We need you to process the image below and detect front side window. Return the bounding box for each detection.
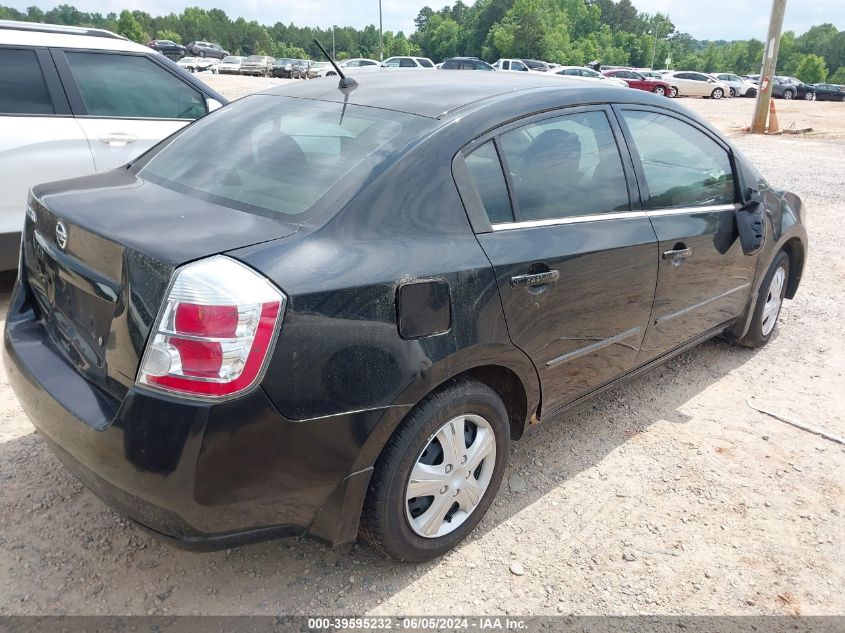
[621,110,735,210]
[399,58,417,68]
[141,96,426,219]
[0,48,54,115]
[65,52,205,119]
[511,61,526,71]
[384,58,401,67]
[498,110,630,221]
[464,141,513,224]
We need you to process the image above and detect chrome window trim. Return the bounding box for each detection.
[645,204,736,217]
[491,210,646,231]
[546,327,642,368]
[655,283,750,326]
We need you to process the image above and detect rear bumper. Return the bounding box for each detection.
[2,278,390,549]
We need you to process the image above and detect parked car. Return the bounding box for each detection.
[240,55,275,77]
[176,56,199,72]
[185,41,228,59]
[146,39,185,60]
[492,58,531,72]
[773,76,815,100]
[3,72,806,562]
[291,59,312,79]
[338,57,379,72]
[809,83,844,102]
[380,56,436,69]
[271,57,294,78]
[660,71,728,99]
[217,55,246,75]
[306,61,334,78]
[602,69,675,97]
[441,57,495,71]
[0,19,226,271]
[636,69,664,80]
[552,66,628,87]
[521,59,550,72]
[710,73,756,97]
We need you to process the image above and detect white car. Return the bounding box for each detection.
[662,71,730,99]
[492,59,534,73]
[0,20,226,270]
[339,57,379,73]
[379,56,436,70]
[552,66,629,87]
[217,55,246,74]
[710,72,757,97]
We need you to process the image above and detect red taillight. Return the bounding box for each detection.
[137,257,286,400]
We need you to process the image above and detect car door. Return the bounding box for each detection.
[456,106,658,416]
[0,45,94,266]
[615,106,757,364]
[671,73,696,96]
[53,50,207,171]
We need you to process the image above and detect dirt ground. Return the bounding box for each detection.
[1,77,843,617]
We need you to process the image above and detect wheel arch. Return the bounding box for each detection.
[780,236,805,300]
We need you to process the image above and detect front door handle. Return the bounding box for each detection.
[98,133,139,147]
[510,270,560,288]
[663,247,693,266]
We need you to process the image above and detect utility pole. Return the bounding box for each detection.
[332,25,335,60]
[378,0,384,61]
[751,0,788,133]
[650,16,658,69]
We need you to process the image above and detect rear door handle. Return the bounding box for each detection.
[663,247,692,266]
[98,133,139,147]
[510,270,560,287]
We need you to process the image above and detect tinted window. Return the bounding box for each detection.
[399,58,417,68]
[416,58,434,68]
[621,110,735,210]
[498,110,630,221]
[142,96,425,219]
[464,141,513,224]
[502,60,510,70]
[0,48,54,115]
[66,52,205,119]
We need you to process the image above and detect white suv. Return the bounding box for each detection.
[379,56,436,70]
[0,20,227,270]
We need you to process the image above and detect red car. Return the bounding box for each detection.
[602,69,676,97]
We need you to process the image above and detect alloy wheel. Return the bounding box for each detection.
[653,86,666,96]
[784,90,794,100]
[669,87,678,98]
[712,88,724,99]
[405,414,496,539]
[761,266,786,336]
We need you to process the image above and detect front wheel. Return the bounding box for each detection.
[804,91,815,101]
[668,86,678,98]
[738,251,790,349]
[360,379,510,561]
[199,50,206,58]
[711,88,724,99]
[729,87,737,97]
[652,86,666,96]
[783,89,794,100]
[746,87,757,98]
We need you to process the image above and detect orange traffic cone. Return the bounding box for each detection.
[768,98,780,134]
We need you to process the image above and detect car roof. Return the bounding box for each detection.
[262,71,636,119]
[0,19,151,53]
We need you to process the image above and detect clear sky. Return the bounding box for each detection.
[5,0,844,40]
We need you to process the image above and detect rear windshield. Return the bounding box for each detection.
[141,95,428,220]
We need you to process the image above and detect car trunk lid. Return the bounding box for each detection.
[23,169,298,400]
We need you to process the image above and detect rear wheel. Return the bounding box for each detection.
[199,50,206,58]
[360,379,510,561]
[746,87,757,98]
[804,91,815,101]
[738,251,790,348]
[783,89,795,100]
[729,87,737,97]
[652,86,666,96]
[668,86,678,98]
[711,88,724,99]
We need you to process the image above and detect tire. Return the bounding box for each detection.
[199,50,206,58]
[737,251,790,349]
[746,87,757,98]
[783,89,794,100]
[668,86,678,98]
[804,91,815,101]
[359,378,510,562]
[711,88,724,99]
[652,86,666,96]
[729,87,737,97]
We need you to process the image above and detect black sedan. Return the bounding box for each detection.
[773,76,815,100]
[809,83,845,102]
[147,39,186,60]
[3,73,807,562]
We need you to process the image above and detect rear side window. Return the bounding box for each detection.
[0,48,54,115]
[399,58,417,68]
[65,52,205,120]
[416,58,434,68]
[141,96,427,219]
[621,110,735,210]
[464,141,513,224]
[497,110,630,221]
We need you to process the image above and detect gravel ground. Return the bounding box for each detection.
[1,79,843,616]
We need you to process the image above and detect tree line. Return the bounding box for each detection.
[1,2,842,84]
